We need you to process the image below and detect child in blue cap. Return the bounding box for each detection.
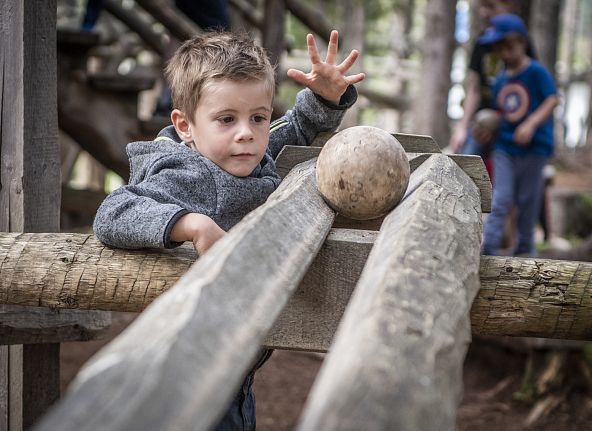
[479,14,558,256]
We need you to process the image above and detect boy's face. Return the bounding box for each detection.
[180,79,273,177]
[493,35,527,69]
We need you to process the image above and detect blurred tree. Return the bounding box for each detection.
[529,0,561,77]
[339,0,364,128]
[412,0,456,147]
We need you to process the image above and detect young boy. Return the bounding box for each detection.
[93,31,364,430]
[478,14,558,256]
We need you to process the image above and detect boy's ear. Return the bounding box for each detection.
[171,109,193,142]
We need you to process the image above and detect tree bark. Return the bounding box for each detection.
[339,0,364,129]
[529,0,561,77]
[412,0,456,147]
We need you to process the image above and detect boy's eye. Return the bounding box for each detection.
[253,115,268,123]
[218,116,234,124]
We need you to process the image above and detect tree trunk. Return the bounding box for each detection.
[529,0,561,77]
[339,0,364,129]
[262,0,285,81]
[412,0,456,147]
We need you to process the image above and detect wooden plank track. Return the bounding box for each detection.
[297,154,483,431]
[35,160,335,431]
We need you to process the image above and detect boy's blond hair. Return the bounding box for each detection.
[165,32,276,120]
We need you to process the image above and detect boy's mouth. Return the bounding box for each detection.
[232,153,255,158]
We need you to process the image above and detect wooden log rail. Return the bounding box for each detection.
[3,233,592,343]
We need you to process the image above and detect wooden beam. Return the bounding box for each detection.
[35,160,335,431]
[1,2,111,428]
[135,0,201,42]
[228,0,264,29]
[284,0,333,43]
[310,131,441,152]
[103,0,166,56]
[0,305,111,345]
[3,233,592,343]
[473,256,592,340]
[297,154,483,431]
[1,2,60,428]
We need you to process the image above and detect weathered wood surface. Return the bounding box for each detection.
[310,131,440,152]
[297,154,482,431]
[473,256,592,340]
[36,160,335,431]
[275,145,491,212]
[265,228,377,351]
[0,305,111,345]
[4,233,592,343]
[1,1,108,428]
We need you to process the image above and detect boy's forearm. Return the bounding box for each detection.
[524,95,558,129]
[458,72,482,128]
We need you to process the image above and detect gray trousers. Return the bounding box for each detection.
[482,150,548,256]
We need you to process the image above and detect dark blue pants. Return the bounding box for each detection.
[482,151,548,256]
[213,349,272,431]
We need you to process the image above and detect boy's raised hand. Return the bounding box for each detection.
[287,30,365,105]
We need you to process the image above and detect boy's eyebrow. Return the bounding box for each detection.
[213,106,272,114]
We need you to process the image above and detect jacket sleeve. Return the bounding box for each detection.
[93,155,216,249]
[267,85,358,160]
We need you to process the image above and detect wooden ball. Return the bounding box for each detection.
[474,109,501,133]
[316,126,410,220]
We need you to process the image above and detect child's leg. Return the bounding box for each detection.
[212,349,272,431]
[514,155,548,256]
[482,151,516,255]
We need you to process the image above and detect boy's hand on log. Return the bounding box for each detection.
[171,213,225,256]
[287,30,365,105]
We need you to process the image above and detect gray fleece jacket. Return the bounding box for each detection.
[93,86,357,249]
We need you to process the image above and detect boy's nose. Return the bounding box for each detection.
[236,122,254,141]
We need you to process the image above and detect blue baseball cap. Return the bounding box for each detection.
[478,14,528,45]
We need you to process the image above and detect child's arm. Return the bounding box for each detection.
[170,213,225,256]
[287,30,365,104]
[514,94,558,145]
[93,153,222,255]
[266,31,364,159]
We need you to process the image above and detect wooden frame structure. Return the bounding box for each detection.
[1,134,590,429]
[2,1,589,430]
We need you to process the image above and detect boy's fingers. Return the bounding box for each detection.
[337,50,359,73]
[345,73,365,85]
[307,34,321,64]
[286,68,309,85]
[325,30,339,64]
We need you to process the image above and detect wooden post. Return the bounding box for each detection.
[36,160,335,431]
[297,155,483,430]
[0,2,111,429]
[0,2,60,429]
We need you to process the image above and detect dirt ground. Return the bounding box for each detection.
[59,313,592,431]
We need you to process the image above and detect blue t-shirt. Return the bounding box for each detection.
[492,59,556,157]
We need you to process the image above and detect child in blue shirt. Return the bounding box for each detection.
[479,14,558,256]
